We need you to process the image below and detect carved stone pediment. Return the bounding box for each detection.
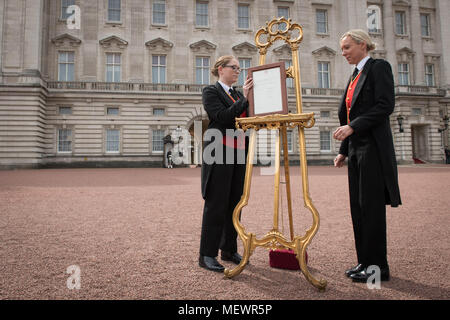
[99,35,129,49]
[371,50,387,59]
[273,44,291,57]
[396,47,415,61]
[393,0,411,7]
[51,33,82,47]
[312,46,336,58]
[189,40,217,53]
[145,37,174,50]
[232,42,258,55]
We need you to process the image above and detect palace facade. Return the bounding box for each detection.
[0,0,449,168]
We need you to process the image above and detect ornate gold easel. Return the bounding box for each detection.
[223,18,327,291]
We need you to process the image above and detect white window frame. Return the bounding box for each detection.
[420,13,431,37]
[238,58,251,86]
[57,128,72,153]
[195,56,210,85]
[106,128,120,153]
[395,11,407,35]
[398,63,410,85]
[316,9,328,34]
[195,1,209,27]
[425,64,435,86]
[108,0,121,22]
[152,129,165,153]
[106,53,121,82]
[237,4,250,29]
[152,0,166,25]
[318,61,330,89]
[152,55,166,84]
[320,130,331,152]
[61,0,75,20]
[58,51,75,81]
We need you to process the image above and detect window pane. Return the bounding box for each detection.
[395,12,405,34]
[316,10,327,33]
[420,14,430,36]
[238,5,249,29]
[196,2,208,26]
[61,0,75,19]
[153,108,165,116]
[320,131,331,151]
[153,0,166,24]
[106,129,120,152]
[58,129,72,152]
[107,107,119,115]
[152,129,164,152]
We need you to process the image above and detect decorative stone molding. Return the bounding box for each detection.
[145,38,174,51]
[99,35,128,49]
[396,47,415,61]
[312,46,336,58]
[189,40,217,53]
[273,44,292,57]
[371,50,387,59]
[51,34,82,47]
[232,42,258,55]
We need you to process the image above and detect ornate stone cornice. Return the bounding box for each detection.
[312,46,336,57]
[51,33,82,47]
[145,38,174,50]
[232,42,258,55]
[189,40,217,53]
[99,35,128,49]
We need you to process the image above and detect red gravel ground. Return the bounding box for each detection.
[0,165,449,300]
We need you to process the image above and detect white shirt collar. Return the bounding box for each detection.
[218,80,232,94]
[356,55,371,71]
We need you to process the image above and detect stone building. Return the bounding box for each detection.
[0,0,449,168]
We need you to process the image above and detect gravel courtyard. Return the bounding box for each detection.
[0,165,449,300]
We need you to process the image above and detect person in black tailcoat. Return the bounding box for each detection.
[199,55,253,272]
[333,30,401,282]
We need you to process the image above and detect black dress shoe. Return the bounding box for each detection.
[350,266,390,282]
[345,264,365,278]
[199,256,225,272]
[221,251,242,265]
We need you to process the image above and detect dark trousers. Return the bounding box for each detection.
[348,135,388,269]
[199,146,246,257]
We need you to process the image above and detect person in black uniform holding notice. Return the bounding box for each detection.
[334,30,401,282]
[199,55,253,272]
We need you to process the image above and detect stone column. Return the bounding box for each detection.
[410,0,424,85]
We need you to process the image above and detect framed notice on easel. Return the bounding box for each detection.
[247,61,289,117]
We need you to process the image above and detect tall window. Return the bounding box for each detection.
[238,58,251,86]
[320,131,331,152]
[108,0,121,22]
[425,64,435,86]
[238,4,250,29]
[367,5,382,33]
[196,57,210,85]
[398,63,410,85]
[106,129,120,153]
[106,53,121,82]
[152,55,166,83]
[316,9,328,34]
[58,52,75,81]
[152,129,164,152]
[196,1,208,27]
[420,14,430,37]
[318,62,330,89]
[58,129,72,153]
[152,0,166,25]
[395,11,406,35]
[286,130,293,153]
[278,7,289,30]
[61,0,75,19]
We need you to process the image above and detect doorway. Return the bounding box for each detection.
[411,124,430,162]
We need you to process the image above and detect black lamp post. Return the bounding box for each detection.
[396,115,404,133]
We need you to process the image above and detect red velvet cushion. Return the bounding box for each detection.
[269,249,308,270]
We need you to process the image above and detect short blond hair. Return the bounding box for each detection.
[340,29,376,51]
[211,55,235,77]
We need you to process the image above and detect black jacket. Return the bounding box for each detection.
[201,82,249,199]
[338,58,401,207]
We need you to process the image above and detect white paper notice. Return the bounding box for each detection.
[252,67,283,115]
